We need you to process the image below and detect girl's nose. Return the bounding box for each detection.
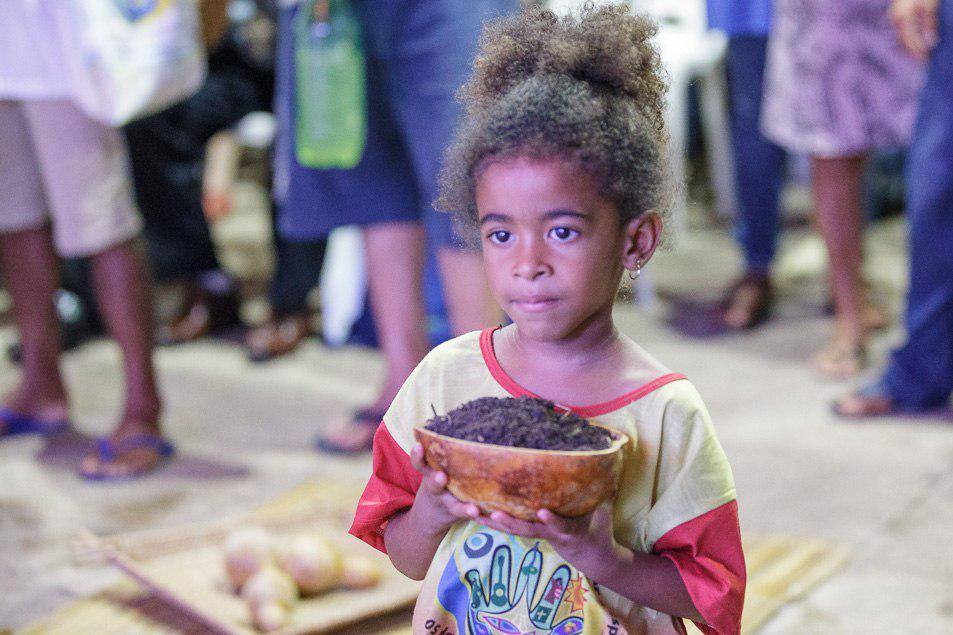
[513,239,551,280]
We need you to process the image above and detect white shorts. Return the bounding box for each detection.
[0,100,142,257]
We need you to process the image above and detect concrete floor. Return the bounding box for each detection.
[2,209,952,633]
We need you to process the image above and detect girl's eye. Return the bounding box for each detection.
[488,230,512,244]
[549,227,578,241]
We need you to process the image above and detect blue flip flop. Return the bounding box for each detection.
[81,433,175,482]
[0,406,71,437]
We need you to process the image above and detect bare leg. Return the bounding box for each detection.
[80,239,165,478]
[366,221,430,407]
[812,154,868,377]
[318,221,429,452]
[0,226,69,429]
[437,247,501,335]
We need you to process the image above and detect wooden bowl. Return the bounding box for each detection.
[413,424,629,521]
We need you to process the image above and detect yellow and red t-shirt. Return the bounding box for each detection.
[351,329,745,634]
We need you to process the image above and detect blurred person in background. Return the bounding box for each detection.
[707,0,787,330]
[0,0,212,478]
[143,0,329,360]
[836,0,953,416]
[272,0,515,454]
[5,1,328,362]
[761,0,924,378]
[198,1,329,362]
[135,0,276,346]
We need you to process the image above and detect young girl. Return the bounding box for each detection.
[350,5,745,634]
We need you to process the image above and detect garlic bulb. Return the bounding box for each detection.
[277,534,343,595]
[341,556,383,589]
[250,601,289,632]
[241,566,298,610]
[224,527,275,590]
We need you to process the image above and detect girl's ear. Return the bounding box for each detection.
[621,212,663,270]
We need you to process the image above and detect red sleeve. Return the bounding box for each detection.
[348,424,422,553]
[653,500,746,635]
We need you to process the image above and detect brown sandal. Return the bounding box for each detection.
[245,313,311,362]
[157,284,240,346]
[721,273,773,330]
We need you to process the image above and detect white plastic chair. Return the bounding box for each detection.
[547,0,736,306]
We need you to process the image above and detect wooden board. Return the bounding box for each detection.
[51,480,421,635]
[133,536,419,634]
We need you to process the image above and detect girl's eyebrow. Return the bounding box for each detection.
[479,212,510,226]
[478,209,590,226]
[543,209,589,220]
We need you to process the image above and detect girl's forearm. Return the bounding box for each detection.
[383,507,449,580]
[582,544,705,624]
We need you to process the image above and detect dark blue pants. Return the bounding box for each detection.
[883,0,953,409]
[726,36,786,273]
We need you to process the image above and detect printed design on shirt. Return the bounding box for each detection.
[112,0,168,22]
[433,527,603,635]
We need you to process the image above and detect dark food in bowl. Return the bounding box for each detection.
[424,396,613,451]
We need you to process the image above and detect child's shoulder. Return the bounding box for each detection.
[613,340,712,430]
[409,330,485,378]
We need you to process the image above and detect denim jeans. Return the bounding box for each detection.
[883,0,953,409]
[726,36,786,274]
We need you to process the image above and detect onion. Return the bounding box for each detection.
[224,527,274,590]
[341,556,382,589]
[277,534,343,595]
[242,566,298,610]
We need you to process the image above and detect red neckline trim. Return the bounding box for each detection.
[479,327,686,417]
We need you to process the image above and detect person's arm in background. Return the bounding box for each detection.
[200,0,232,50]
[202,130,240,222]
[891,0,940,60]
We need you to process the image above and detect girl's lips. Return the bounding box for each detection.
[511,297,558,312]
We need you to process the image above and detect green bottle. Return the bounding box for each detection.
[294,0,366,169]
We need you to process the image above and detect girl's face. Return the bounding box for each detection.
[475,157,645,343]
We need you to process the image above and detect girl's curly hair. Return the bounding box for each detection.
[437,2,670,243]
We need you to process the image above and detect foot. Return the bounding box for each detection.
[832,384,896,418]
[813,336,867,379]
[861,302,890,332]
[315,408,385,455]
[721,273,772,330]
[0,387,69,435]
[823,300,890,332]
[832,391,895,418]
[79,420,171,480]
[245,313,311,362]
[157,286,240,346]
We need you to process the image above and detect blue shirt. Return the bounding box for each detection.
[706,0,773,36]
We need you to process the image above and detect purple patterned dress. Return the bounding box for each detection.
[761,0,925,157]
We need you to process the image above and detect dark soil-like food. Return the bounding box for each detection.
[425,397,613,451]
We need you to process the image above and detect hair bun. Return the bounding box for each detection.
[465,2,665,136]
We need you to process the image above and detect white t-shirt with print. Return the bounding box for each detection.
[0,1,70,100]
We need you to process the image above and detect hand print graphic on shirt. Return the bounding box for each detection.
[434,528,589,635]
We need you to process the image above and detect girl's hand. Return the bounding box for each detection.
[478,502,626,576]
[409,444,481,537]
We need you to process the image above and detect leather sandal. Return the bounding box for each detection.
[158,285,241,346]
[245,313,312,363]
[721,272,773,330]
